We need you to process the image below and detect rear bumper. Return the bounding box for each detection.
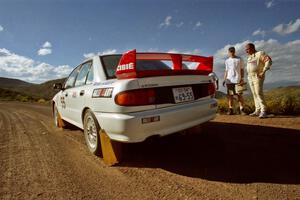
[95,98,217,143]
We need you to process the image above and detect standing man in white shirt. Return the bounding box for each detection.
[223,47,246,115]
[245,43,272,118]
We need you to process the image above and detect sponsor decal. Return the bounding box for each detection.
[92,88,113,98]
[60,96,66,109]
[116,62,134,71]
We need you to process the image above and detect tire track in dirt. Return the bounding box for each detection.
[0,103,156,199]
[0,108,64,199]
[1,102,300,200]
[0,109,12,199]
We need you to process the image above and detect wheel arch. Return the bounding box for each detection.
[81,107,91,124]
[82,107,102,130]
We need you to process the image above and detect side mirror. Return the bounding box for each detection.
[53,83,63,90]
[209,72,219,90]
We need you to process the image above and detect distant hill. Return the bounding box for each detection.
[0,77,34,88]
[19,78,66,100]
[0,77,66,100]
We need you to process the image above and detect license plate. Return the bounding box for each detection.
[172,87,194,103]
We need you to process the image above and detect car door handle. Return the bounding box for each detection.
[80,90,85,96]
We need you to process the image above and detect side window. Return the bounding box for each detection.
[75,62,92,87]
[86,65,94,85]
[64,66,80,89]
[101,55,121,79]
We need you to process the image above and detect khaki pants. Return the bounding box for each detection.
[248,73,267,113]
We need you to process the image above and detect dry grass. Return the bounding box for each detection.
[217,86,300,115]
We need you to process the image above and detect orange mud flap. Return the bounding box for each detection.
[57,112,65,128]
[100,130,123,166]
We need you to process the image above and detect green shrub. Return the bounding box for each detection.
[217,98,228,113]
[38,98,46,103]
[20,96,29,102]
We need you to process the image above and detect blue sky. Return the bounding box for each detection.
[0,0,299,88]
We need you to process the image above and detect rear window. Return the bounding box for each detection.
[100,55,172,79]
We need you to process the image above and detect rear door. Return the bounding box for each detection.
[66,61,93,126]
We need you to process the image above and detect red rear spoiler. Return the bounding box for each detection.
[115,49,213,79]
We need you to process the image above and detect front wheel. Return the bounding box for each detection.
[83,110,102,156]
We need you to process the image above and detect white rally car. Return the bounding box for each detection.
[52,49,218,156]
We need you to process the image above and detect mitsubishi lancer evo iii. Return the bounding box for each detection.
[52,49,218,155]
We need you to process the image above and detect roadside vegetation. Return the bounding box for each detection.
[0,88,48,104]
[218,86,300,115]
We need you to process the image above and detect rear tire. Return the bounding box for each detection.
[83,110,102,156]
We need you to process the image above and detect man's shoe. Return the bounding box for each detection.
[227,108,234,115]
[249,111,260,116]
[240,108,247,116]
[259,112,267,119]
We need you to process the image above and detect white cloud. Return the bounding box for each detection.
[83,49,117,59]
[38,48,52,56]
[167,49,179,54]
[42,41,52,48]
[176,22,184,28]
[167,49,201,55]
[37,41,52,56]
[214,39,300,90]
[195,21,202,27]
[83,53,95,59]
[273,18,300,35]
[0,25,3,32]
[159,16,172,28]
[193,21,203,30]
[265,0,275,8]
[0,48,72,83]
[144,48,159,52]
[252,28,266,37]
[102,49,117,55]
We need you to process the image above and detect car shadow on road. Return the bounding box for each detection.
[120,122,300,184]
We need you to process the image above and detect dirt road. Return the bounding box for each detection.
[1,102,300,200]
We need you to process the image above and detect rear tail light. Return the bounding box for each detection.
[115,89,156,106]
[208,83,216,96]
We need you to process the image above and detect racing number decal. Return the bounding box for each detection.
[60,96,66,109]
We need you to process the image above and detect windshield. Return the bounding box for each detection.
[101,55,172,79]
